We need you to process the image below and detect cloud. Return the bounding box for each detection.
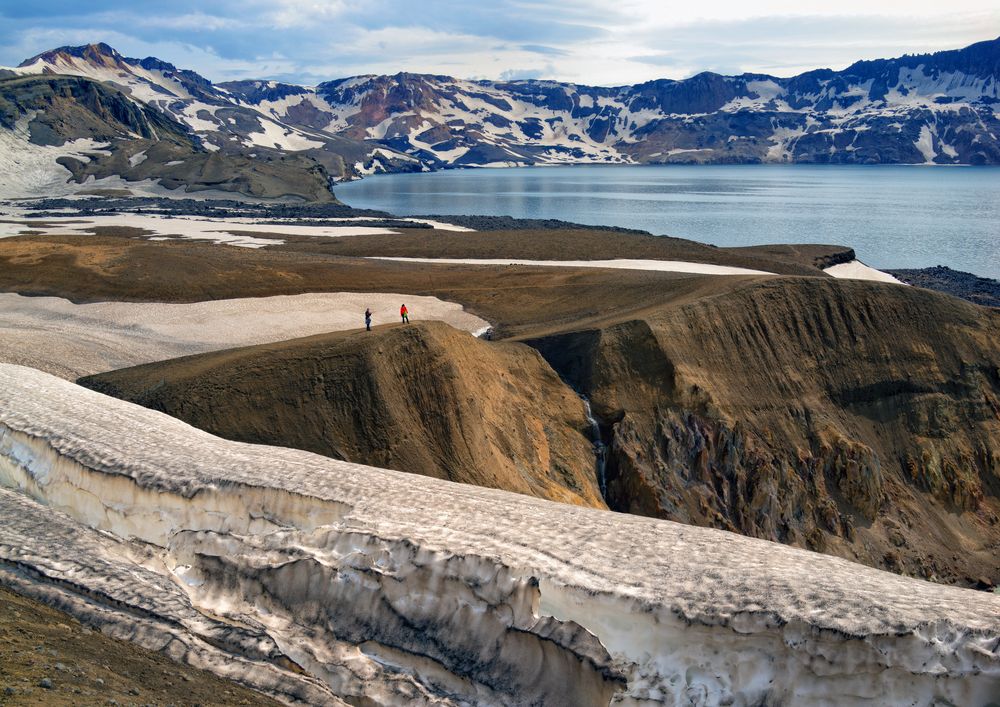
[518,44,571,57]
[498,68,547,80]
[0,0,996,85]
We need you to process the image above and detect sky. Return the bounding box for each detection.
[1,1,998,86]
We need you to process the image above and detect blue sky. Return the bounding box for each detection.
[1,1,997,85]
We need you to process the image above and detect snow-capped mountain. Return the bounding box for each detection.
[2,37,998,201]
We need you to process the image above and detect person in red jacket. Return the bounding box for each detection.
[400,303,409,323]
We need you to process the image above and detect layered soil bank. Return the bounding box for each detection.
[82,322,603,508]
[528,277,1000,587]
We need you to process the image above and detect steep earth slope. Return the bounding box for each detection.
[80,322,604,508]
[528,277,1000,587]
[2,365,998,705]
[6,37,999,175]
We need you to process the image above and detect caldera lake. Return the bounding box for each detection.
[334,164,1000,279]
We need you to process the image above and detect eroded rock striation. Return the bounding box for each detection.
[529,277,1000,587]
[1,364,999,705]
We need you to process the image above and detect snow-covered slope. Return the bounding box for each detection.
[1,364,997,705]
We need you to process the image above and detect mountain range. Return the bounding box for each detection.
[2,37,999,199]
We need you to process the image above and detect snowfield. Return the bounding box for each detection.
[824,260,906,284]
[1,364,997,705]
[0,292,489,379]
[0,212,400,247]
[0,210,475,244]
[368,257,775,276]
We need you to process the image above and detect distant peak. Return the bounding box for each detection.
[19,42,124,68]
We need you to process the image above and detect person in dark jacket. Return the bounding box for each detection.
[365,307,372,331]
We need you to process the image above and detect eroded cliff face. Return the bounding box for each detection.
[530,278,1000,586]
[81,322,605,508]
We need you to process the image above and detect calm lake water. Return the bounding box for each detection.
[334,165,1000,279]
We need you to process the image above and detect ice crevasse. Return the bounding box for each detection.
[0,363,998,706]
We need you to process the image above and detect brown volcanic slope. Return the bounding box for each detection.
[281,227,851,275]
[0,585,279,706]
[0,233,778,337]
[529,277,1000,587]
[4,230,1000,585]
[81,321,604,508]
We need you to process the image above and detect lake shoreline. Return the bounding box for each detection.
[334,164,1000,279]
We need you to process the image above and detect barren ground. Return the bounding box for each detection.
[0,586,279,706]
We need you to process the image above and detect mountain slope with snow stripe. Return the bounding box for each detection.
[4,37,998,185]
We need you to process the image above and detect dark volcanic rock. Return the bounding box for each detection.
[528,277,1000,587]
[888,266,1000,308]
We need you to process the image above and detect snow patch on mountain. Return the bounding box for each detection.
[824,260,906,284]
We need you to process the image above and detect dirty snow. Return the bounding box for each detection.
[0,212,400,246]
[0,364,997,705]
[369,256,774,276]
[0,292,489,380]
[824,260,906,285]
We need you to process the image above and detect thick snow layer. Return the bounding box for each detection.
[1,364,997,705]
[0,113,111,199]
[0,292,489,379]
[0,488,346,705]
[243,116,324,151]
[369,256,774,276]
[824,260,906,285]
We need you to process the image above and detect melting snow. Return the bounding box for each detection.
[824,260,906,284]
[243,116,324,151]
[1,213,401,246]
[0,364,997,705]
[368,256,774,276]
[915,125,937,164]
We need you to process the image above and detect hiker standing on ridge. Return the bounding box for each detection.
[400,303,409,323]
[365,307,372,331]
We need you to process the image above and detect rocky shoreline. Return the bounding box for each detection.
[888,265,1000,308]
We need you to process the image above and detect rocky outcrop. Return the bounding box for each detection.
[0,73,187,144]
[81,322,605,508]
[888,265,1000,308]
[529,278,1000,586]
